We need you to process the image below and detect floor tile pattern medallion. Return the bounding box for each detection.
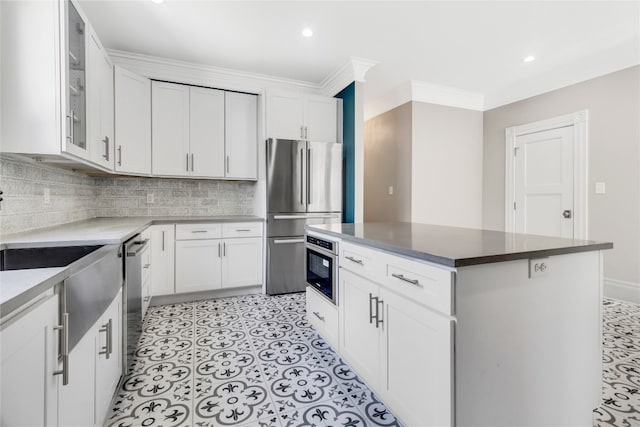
[107,293,403,427]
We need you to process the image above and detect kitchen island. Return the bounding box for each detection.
[306,222,612,427]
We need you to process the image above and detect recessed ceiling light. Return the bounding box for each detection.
[302,28,313,37]
[523,55,536,63]
[151,0,164,4]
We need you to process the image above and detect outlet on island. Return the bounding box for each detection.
[147,193,154,204]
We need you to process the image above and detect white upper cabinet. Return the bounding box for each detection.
[267,92,338,142]
[87,27,114,170]
[190,87,225,178]
[0,0,95,165]
[225,92,258,180]
[152,83,257,179]
[114,66,152,175]
[151,81,190,176]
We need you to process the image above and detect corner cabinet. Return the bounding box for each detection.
[0,289,60,427]
[267,92,338,142]
[114,66,152,175]
[152,82,257,180]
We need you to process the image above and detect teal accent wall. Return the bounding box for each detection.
[336,83,355,223]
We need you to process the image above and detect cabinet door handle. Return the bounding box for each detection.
[186,153,189,172]
[304,126,308,139]
[102,136,109,160]
[99,318,113,359]
[345,256,363,265]
[117,145,122,166]
[226,156,230,174]
[300,125,304,139]
[53,312,69,385]
[312,311,325,322]
[376,299,384,328]
[191,153,194,172]
[162,230,165,251]
[218,242,221,258]
[369,293,376,325]
[391,273,422,287]
[223,242,226,257]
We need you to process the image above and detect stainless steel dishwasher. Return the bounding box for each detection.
[123,234,149,370]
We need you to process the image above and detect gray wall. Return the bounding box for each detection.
[412,102,483,228]
[483,65,640,285]
[363,102,413,222]
[0,156,257,236]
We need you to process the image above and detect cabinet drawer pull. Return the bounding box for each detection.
[345,256,363,265]
[391,273,422,287]
[98,318,113,359]
[235,229,251,232]
[312,311,325,322]
[191,230,208,233]
[143,263,151,269]
[53,312,69,385]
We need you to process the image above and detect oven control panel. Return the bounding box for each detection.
[306,235,334,253]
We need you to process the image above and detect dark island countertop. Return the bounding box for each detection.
[307,222,613,267]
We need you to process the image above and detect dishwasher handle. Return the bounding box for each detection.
[126,239,150,257]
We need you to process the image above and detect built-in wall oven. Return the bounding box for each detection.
[305,234,338,304]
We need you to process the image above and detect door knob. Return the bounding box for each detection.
[562,210,572,219]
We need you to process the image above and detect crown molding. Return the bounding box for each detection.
[410,81,484,111]
[321,57,379,97]
[107,49,322,94]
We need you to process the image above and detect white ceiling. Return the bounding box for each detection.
[79,0,640,119]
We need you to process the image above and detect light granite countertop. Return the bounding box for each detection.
[0,215,264,316]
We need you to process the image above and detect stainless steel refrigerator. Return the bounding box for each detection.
[266,138,342,295]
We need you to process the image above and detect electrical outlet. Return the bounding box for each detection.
[147,193,154,204]
[44,188,51,205]
[388,186,394,195]
[595,182,606,194]
[529,258,549,278]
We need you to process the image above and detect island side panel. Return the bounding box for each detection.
[454,251,602,427]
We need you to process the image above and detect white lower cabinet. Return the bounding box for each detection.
[58,289,122,427]
[221,237,262,288]
[176,239,222,293]
[380,288,453,427]
[150,224,176,296]
[306,287,339,349]
[0,290,59,427]
[174,222,263,294]
[340,269,381,390]
[339,251,454,427]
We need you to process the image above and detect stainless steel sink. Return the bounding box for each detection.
[0,245,103,271]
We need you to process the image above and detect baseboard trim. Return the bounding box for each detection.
[150,285,263,306]
[604,277,640,304]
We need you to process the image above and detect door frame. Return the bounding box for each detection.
[504,110,588,239]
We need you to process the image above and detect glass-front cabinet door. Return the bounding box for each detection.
[64,1,87,156]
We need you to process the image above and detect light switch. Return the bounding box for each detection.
[595,182,606,194]
[147,193,155,204]
[388,186,394,195]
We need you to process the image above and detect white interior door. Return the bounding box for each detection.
[514,126,574,238]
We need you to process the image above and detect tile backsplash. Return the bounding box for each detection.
[0,156,257,236]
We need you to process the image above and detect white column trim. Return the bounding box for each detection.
[504,110,589,239]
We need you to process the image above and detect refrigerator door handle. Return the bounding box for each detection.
[300,148,304,205]
[307,148,312,205]
[272,214,341,220]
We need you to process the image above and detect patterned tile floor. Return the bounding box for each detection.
[594,298,640,427]
[107,293,640,427]
[107,293,402,427]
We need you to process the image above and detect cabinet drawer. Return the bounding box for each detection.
[176,223,222,240]
[384,255,454,316]
[222,222,263,238]
[340,241,384,282]
[306,287,339,348]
